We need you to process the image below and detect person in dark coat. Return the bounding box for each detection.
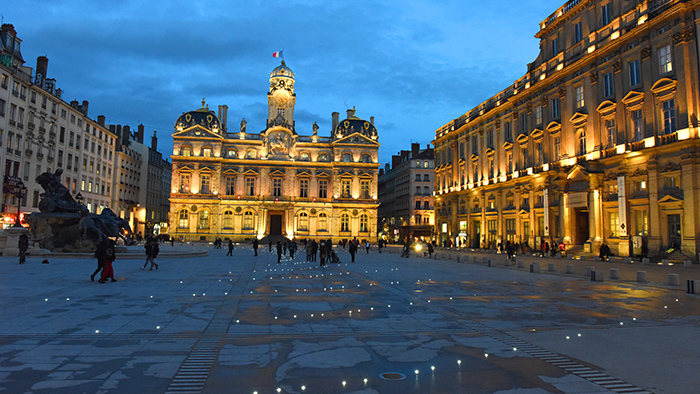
[95,239,117,283]
[427,242,434,258]
[289,239,297,259]
[599,242,611,262]
[227,239,234,256]
[253,238,259,256]
[311,240,318,262]
[18,233,29,264]
[268,239,273,252]
[349,239,358,262]
[143,238,160,270]
[276,240,283,263]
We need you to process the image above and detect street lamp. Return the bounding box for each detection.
[75,192,84,206]
[12,180,27,227]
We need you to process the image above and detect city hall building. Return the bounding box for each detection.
[434,0,700,258]
[169,61,380,242]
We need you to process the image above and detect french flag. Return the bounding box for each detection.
[272,51,283,58]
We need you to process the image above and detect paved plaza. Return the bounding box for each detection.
[1,244,699,394]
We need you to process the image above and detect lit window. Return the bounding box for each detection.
[200,174,210,194]
[298,212,308,230]
[179,210,189,229]
[223,211,233,229]
[662,99,676,134]
[609,211,620,237]
[575,85,585,108]
[360,214,368,232]
[243,211,254,229]
[318,213,328,231]
[340,213,350,232]
[299,178,309,197]
[659,44,673,74]
[198,210,209,229]
[632,110,643,141]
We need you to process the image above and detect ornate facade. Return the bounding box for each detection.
[169,61,380,242]
[434,0,700,258]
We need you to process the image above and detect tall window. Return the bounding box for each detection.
[298,212,308,230]
[423,186,429,195]
[360,214,369,232]
[179,210,189,229]
[601,3,611,26]
[487,130,494,148]
[318,212,328,231]
[578,131,586,156]
[534,105,542,126]
[341,179,351,198]
[223,210,233,229]
[551,37,558,57]
[299,178,309,197]
[200,174,210,194]
[609,212,620,237]
[606,119,616,147]
[575,85,585,108]
[415,199,422,209]
[318,179,328,198]
[551,98,560,119]
[181,146,191,156]
[415,186,421,195]
[662,99,676,134]
[415,174,421,181]
[574,21,583,42]
[226,176,236,195]
[243,211,254,229]
[535,142,543,166]
[659,44,673,74]
[632,110,643,141]
[245,177,255,196]
[360,180,370,198]
[273,178,282,197]
[423,174,430,181]
[520,113,528,134]
[521,147,529,169]
[202,147,212,157]
[180,174,190,193]
[635,210,648,236]
[504,121,512,140]
[629,60,641,87]
[507,152,513,173]
[198,210,209,229]
[603,72,614,97]
[423,200,430,209]
[340,213,350,232]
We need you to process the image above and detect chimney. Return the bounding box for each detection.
[331,112,339,132]
[70,100,79,109]
[136,124,145,143]
[122,125,130,146]
[218,105,228,131]
[1,24,17,36]
[370,116,374,125]
[97,115,106,127]
[81,100,89,116]
[35,56,48,87]
[151,131,158,151]
[411,143,420,157]
[392,155,401,169]
[346,108,354,119]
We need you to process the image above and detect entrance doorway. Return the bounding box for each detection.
[668,214,681,249]
[575,208,589,244]
[269,214,282,236]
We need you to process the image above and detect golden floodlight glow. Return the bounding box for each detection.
[611,31,620,40]
[677,128,691,140]
[540,73,546,81]
[638,15,648,25]
[556,64,564,71]
[643,136,656,148]
[587,45,596,54]
[616,144,626,154]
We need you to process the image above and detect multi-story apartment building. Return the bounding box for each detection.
[378,143,434,243]
[0,24,116,226]
[111,124,171,237]
[169,61,380,242]
[434,0,700,258]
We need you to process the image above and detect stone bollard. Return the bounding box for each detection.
[487,259,492,267]
[517,260,524,268]
[567,254,573,260]
[662,259,670,266]
[610,268,619,279]
[684,260,692,268]
[688,280,698,294]
[548,263,556,272]
[668,273,680,286]
[637,271,647,283]
[530,262,541,273]
[580,256,586,261]
[566,264,574,274]
[586,266,595,277]
[594,256,600,262]
[642,258,650,265]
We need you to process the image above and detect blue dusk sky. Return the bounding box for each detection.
[3,0,564,165]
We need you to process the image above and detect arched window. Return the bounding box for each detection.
[223,210,233,229]
[415,199,421,209]
[340,213,350,232]
[416,161,421,168]
[341,153,353,162]
[181,146,191,156]
[360,154,372,163]
[415,174,421,181]
[246,149,257,159]
[318,152,329,162]
[227,148,237,158]
[202,147,212,157]
[179,210,189,229]
[198,210,209,229]
[423,200,430,209]
[360,214,369,232]
[243,211,254,229]
[423,186,430,195]
[318,213,328,231]
[423,174,430,181]
[298,212,308,230]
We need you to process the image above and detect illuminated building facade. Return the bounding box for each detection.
[377,143,434,242]
[169,61,380,242]
[434,0,700,258]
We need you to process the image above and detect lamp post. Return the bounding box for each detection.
[12,180,27,227]
[75,192,84,211]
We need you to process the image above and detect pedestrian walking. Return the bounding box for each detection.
[276,240,283,263]
[18,233,29,264]
[349,239,358,262]
[170,236,174,247]
[227,239,234,256]
[268,239,273,252]
[365,240,370,254]
[289,239,297,259]
[306,241,313,262]
[427,242,434,258]
[378,239,383,253]
[142,238,159,270]
[253,238,259,256]
[95,238,117,283]
[311,240,318,262]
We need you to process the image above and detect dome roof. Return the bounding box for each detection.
[271,60,295,80]
[175,99,221,132]
[333,109,377,140]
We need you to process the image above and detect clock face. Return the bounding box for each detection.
[274,92,288,106]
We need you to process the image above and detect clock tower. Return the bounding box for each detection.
[267,61,296,131]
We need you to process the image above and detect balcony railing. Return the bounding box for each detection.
[658,131,678,146]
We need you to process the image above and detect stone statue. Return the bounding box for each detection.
[26,171,134,251]
[269,133,289,155]
[312,122,319,135]
[240,118,247,133]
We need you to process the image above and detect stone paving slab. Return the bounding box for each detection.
[0,245,698,393]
